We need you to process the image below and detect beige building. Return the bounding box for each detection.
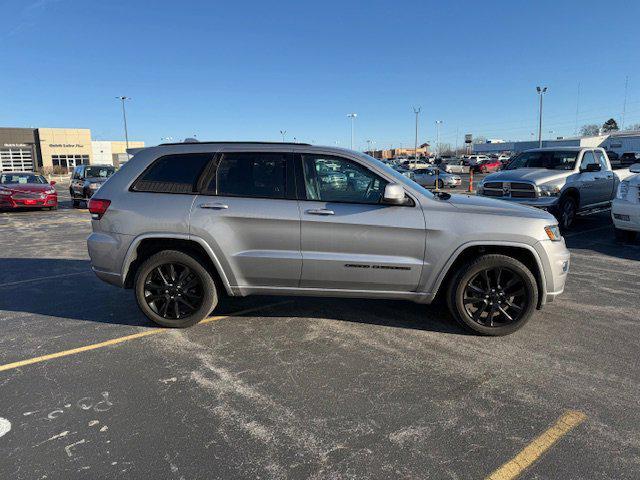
[369,144,430,160]
[33,127,144,173]
[37,128,93,173]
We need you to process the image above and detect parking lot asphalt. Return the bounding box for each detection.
[1,181,639,479]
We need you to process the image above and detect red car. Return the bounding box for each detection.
[0,172,58,210]
[474,159,502,173]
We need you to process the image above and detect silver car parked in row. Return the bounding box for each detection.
[87,142,570,335]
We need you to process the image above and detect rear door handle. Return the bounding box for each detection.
[306,208,335,216]
[199,202,229,210]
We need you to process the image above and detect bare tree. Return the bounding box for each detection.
[579,124,600,136]
[624,123,640,131]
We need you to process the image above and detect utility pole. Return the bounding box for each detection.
[347,113,357,149]
[116,96,131,149]
[574,83,580,136]
[280,130,287,142]
[435,120,443,157]
[536,86,547,148]
[622,76,629,129]
[413,107,421,160]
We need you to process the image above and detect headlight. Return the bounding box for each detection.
[89,183,100,189]
[544,225,562,241]
[617,181,629,200]
[539,184,562,197]
[0,188,11,196]
[44,188,56,195]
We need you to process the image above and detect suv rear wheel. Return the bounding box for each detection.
[447,254,538,336]
[134,250,218,328]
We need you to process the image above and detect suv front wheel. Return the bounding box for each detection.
[134,250,218,327]
[447,254,538,336]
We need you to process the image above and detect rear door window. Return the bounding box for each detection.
[133,153,213,194]
[206,152,289,199]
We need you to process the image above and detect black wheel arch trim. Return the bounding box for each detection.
[430,241,548,309]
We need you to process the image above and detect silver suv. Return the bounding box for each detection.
[87,142,570,336]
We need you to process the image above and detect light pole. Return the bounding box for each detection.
[347,113,357,149]
[536,86,547,148]
[435,120,443,158]
[116,96,131,149]
[413,107,421,160]
[280,130,287,142]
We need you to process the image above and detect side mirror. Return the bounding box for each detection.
[582,163,601,173]
[383,183,406,205]
[50,180,56,186]
[629,163,640,174]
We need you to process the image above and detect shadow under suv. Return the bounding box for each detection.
[87,142,570,336]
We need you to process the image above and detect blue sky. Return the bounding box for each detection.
[1,0,639,150]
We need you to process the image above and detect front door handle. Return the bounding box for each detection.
[199,202,229,210]
[306,208,335,216]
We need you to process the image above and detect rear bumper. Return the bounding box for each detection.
[87,231,134,287]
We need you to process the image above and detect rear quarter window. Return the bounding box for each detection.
[132,153,213,194]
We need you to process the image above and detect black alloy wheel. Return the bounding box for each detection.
[462,266,527,327]
[447,254,538,336]
[143,262,204,320]
[134,250,218,328]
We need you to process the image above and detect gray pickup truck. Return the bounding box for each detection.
[477,147,618,229]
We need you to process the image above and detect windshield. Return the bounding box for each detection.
[353,152,434,197]
[1,174,47,185]
[506,151,578,170]
[85,166,115,178]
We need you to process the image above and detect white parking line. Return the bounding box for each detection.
[0,271,90,288]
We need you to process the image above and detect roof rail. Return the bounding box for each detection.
[158,141,312,146]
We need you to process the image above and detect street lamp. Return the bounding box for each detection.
[347,113,357,149]
[536,86,548,148]
[115,96,131,149]
[435,120,443,158]
[413,107,421,160]
[280,130,287,142]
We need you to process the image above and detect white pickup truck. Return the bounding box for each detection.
[477,147,620,229]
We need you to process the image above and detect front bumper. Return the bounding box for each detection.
[0,195,58,209]
[534,238,570,304]
[611,199,640,232]
[477,193,560,211]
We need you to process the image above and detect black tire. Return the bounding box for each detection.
[446,254,538,336]
[72,199,80,208]
[614,227,637,242]
[134,250,218,328]
[557,196,577,231]
[437,179,444,189]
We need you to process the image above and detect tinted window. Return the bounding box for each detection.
[506,151,578,170]
[209,152,287,199]
[302,155,387,204]
[134,153,212,194]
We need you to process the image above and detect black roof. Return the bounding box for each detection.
[158,141,311,146]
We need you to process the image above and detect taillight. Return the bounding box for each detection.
[88,198,111,219]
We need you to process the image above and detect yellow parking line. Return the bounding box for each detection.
[486,410,587,480]
[0,301,290,373]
